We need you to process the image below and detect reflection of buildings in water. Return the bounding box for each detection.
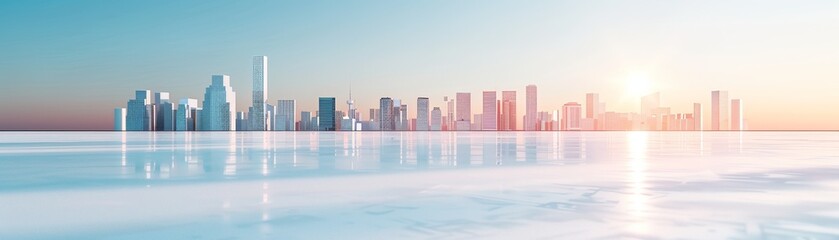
[524,133,537,163]
[455,132,471,167]
[415,132,430,169]
[379,132,401,169]
[561,132,583,161]
[317,132,337,170]
[482,132,498,166]
[430,133,442,166]
[499,132,517,165]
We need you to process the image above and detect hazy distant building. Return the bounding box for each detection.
[430,107,442,131]
[300,111,312,131]
[318,97,336,131]
[113,108,126,131]
[399,103,408,131]
[236,112,248,131]
[501,91,516,130]
[562,102,582,131]
[482,91,497,130]
[731,99,743,131]
[711,90,729,130]
[201,75,236,131]
[693,103,702,131]
[416,97,429,131]
[275,100,295,131]
[250,56,268,131]
[126,90,152,131]
[525,85,537,131]
[456,93,471,123]
[176,98,198,131]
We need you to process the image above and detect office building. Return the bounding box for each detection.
[501,90,516,130]
[250,56,268,131]
[113,108,126,131]
[482,91,497,130]
[562,102,582,131]
[525,85,537,130]
[693,103,702,131]
[176,98,198,131]
[126,90,152,131]
[318,97,336,131]
[732,99,743,131]
[416,97,429,131]
[430,107,442,131]
[276,100,296,131]
[201,75,236,131]
[711,90,729,130]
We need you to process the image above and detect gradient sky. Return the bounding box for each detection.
[1,0,838,130]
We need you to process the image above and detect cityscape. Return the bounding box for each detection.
[114,56,745,132]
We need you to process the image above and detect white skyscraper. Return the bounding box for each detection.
[176,98,198,131]
[346,85,356,131]
[430,107,442,131]
[525,85,537,131]
[482,91,497,130]
[693,103,702,131]
[416,97,429,131]
[731,99,743,131]
[711,90,729,131]
[251,56,268,131]
[201,75,236,131]
[126,90,151,131]
[113,108,126,131]
[276,100,296,131]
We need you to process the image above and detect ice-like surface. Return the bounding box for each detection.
[1,131,839,239]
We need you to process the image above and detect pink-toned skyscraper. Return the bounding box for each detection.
[455,93,471,123]
[501,91,516,130]
[731,99,743,131]
[482,91,497,130]
[693,103,702,131]
[525,85,537,131]
[562,102,582,131]
[711,90,729,130]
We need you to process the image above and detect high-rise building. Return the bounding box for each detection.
[251,56,268,131]
[711,90,729,130]
[346,86,356,131]
[456,93,471,122]
[731,99,743,131]
[400,103,408,131]
[501,91,516,131]
[201,75,236,131]
[562,102,582,131]
[154,92,173,131]
[416,97,429,131]
[430,107,442,131]
[236,112,248,131]
[446,96,454,131]
[693,103,702,131]
[300,111,312,131]
[482,91,497,130]
[525,85,537,130]
[379,97,395,131]
[126,90,152,131]
[176,98,198,131]
[276,100,296,131]
[586,93,599,119]
[113,108,126,131]
[318,97,336,131]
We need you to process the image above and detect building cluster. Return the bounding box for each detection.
[114,56,746,131]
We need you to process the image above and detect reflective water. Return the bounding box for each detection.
[1,132,838,239]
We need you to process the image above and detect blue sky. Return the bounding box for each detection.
[1,0,838,129]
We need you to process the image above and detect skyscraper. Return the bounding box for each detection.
[711,90,729,131]
[562,102,582,131]
[731,99,743,131]
[416,97,429,131]
[113,108,126,131]
[251,56,268,131]
[400,104,408,131]
[379,97,395,131]
[154,92,172,131]
[525,85,537,131]
[318,97,336,131]
[276,100,296,131]
[126,90,152,131]
[455,92,471,122]
[482,91,497,130]
[501,91,516,131]
[585,93,599,119]
[430,107,442,131]
[300,111,312,131]
[176,98,198,131]
[201,75,236,131]
[693,103,702,131]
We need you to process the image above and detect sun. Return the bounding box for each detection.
[625,73,653,97]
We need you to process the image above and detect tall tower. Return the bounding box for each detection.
[482,91,497,130]
[251,56,268,131]
[711,90,729,130]
[126,90,152,131]
[731,99,743,131]
[346,84,356,130]
[693,103,702,131]
[525,85,537,131]
[455,92,471,122]
[318,97,336,131]
[380,97,395,131]
[501,91,516,131]
[416,97,430,131]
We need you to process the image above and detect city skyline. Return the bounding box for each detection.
[2,1,839,130]
[112,55,749,132]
